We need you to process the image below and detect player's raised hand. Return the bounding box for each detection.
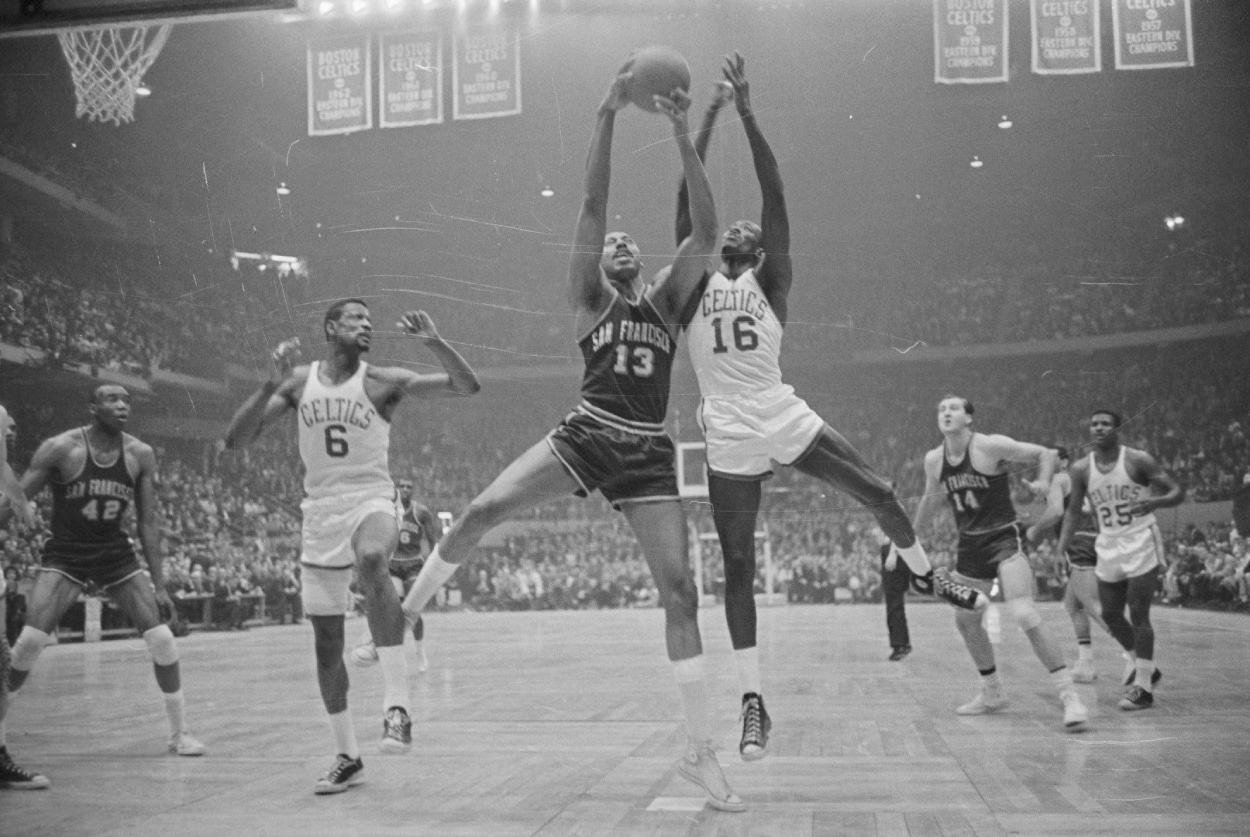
[270,338,301,379]
[722,51,751,115]
[399,310,440,342]
[654,88,692,134]
[599,70,633,113]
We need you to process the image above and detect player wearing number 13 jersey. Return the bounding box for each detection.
[398,76,752,812]
[225,300,480,790]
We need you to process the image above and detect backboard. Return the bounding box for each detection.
[676,441,709,500]
[0,0,297,37]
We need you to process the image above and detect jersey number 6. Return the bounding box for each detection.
[325,424,349,458]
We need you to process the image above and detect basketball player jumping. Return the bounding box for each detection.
[225,305,479,794]
[3,386,206,780]
[350,476,437,673]
[399,73,747,812]
[671,53,986,760]
[0,404,47,790]
[1027,446,1111,683]
[912,395,1089,730]
[1057,409,1183,710]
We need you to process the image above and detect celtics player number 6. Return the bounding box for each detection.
[325,424,349,457]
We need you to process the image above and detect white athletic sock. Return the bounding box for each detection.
[327,710,360,760]
[355,623,374,648]
[163,690,187,736]
[733,647,762,697]
[1077,644,1094,663]
[896,541,932,576]
[375,644,411,713]
[1135,659,1155,693]
[672,655,713,747]
[402,546,459,617]
[1050,667,1074,695]
[981,669,1003,692]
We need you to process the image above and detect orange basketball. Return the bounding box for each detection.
[622,46,691,113]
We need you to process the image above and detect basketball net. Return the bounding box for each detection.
[57,23,172,126]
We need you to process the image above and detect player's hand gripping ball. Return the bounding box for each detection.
[621,46,691,113]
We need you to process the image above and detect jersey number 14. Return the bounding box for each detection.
[950,490,981,514]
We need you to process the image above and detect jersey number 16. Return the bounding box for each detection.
[711,316,759,354]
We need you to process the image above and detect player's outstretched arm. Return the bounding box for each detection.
[1057,460,1090,556]
[724,52,792,319]
[1027,473,1069,545]
[567,74,630,316]
[675,82,733,246]
[910,448,946,534]
[224,339,303,449]
[17,435,65,507]
[1128,451,1185,516]
[652,89,718,320]
[389,311,481,398]
[983,434,1056,493]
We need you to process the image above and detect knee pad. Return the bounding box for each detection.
[1007,597,1042,631]
[11,626,51,671]
[143,624,179,666]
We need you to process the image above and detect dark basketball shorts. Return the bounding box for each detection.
[956,522,1027,581]
[389,558,425,588]
[546,411,680,510]
[1066,532,1098,568]
[40,545,145,591]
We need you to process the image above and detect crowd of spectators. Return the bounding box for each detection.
[2,231,1249,627]
[0,241,282,379]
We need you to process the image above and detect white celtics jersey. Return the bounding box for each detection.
[685,268,784,396]
[1087,446,1158,549]
[297,360,393,501]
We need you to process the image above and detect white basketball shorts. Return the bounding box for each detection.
[697,384,825,479]
[299,489,400,616]
[1095,523,1163,584]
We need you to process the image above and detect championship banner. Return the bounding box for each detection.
[380,29,443,128]
[1112,0,1194,70]
[1031,0,1101,75]
[933,0,1009,84]
[453,24,521,120]
[307,33,372,137]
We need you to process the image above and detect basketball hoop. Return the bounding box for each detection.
[57,23,172,126]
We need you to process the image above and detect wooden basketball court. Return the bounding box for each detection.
[4,601,1248,836]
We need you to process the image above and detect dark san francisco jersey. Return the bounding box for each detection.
[44,430,136,560]
[939,434,1018,537]
[394,501,432,563]
[577,290,676,431]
